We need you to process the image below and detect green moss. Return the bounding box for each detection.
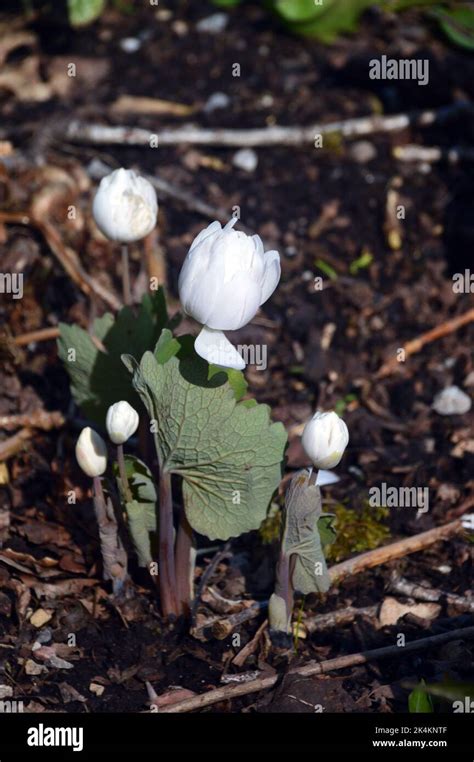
[259,502,282,545]
[325,502,390,562]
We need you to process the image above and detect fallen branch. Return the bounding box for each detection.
[304,604,378,634]
[0,428,32,461]
[232,619,268,668]
[13,326,60,346]
[393,144,474,164]
[211,603,265,640]
[159,625,474,713]
[376,308,474,378]
[65,102,471,148]
[388,573,474,613]
[328,519,463,585]
[0,410,64,432]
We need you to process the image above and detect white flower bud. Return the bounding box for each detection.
[76,427,107,478]
[92,168,158,243]
[106,401,139,444]
[178,218,280,369]
[301,411,349,470]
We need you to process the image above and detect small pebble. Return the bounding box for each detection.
[349,140,377,163]
[436,564,452,574]
[196,13,228,34]
[119,37,141,53]
[432,385,472,416]
[203,92,230,113]
[233,148,258,172]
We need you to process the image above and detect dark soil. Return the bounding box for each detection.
[0,1,473,714]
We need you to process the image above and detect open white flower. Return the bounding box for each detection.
[302,411,349,470]
[178,218,281,370]
[106,401,139,445]
[93,168,158,243]
[76,427,107,478]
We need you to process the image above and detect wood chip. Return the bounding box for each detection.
[30,608,53,628]
[89,682,105,696]
[110,95,195,117]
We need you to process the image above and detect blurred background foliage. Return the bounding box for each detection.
[14,0,474,49]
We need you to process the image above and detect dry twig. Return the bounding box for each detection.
[160,626,474,713]
[65,102,471,148]
[0,410,64,432]
[328,520,464,585]
[388,573,474,613]
[376,308,474,378]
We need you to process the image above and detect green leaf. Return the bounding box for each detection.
[431,5,474,50]
[211,0,243,6]
[126,350,287,541]
[58,290,168,423]
[409,680,434,713]
[418,680,474,703]
[117,455,157,568]
[282,0,374,42]
[282,470,331,594]
[156,331,248,401]
[315,258,338,280]
[387,0,446,10]
[208,365,248,401]
[318,513,337,549]
[275,0,326,22]
[67,0,105,26]
[154,328,181,365]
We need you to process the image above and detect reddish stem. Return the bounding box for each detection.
[158,469,179,618]
[175,510,194,617]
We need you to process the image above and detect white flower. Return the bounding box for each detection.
[301,411,349,470]
[178,218,280,370]
[76,427,107,478]
[92,168,158,243]
[106,401,139,445]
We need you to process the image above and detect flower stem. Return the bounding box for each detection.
[158,469,179,618]
[116,443,132,504]
[121,243,132,305]
[175,510,194,617]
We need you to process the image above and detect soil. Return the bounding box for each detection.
[0,1,473,714]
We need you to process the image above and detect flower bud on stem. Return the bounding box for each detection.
[175,510,195,617]
[158,470,179,618]
[121,244,132,306]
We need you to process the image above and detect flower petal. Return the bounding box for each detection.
[260,250,281,305]
[195,327,245,370]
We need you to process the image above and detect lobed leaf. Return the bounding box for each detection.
[125,348,287,541]
[58,290,168,423]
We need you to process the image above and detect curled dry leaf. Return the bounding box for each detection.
[379,597,441,627]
